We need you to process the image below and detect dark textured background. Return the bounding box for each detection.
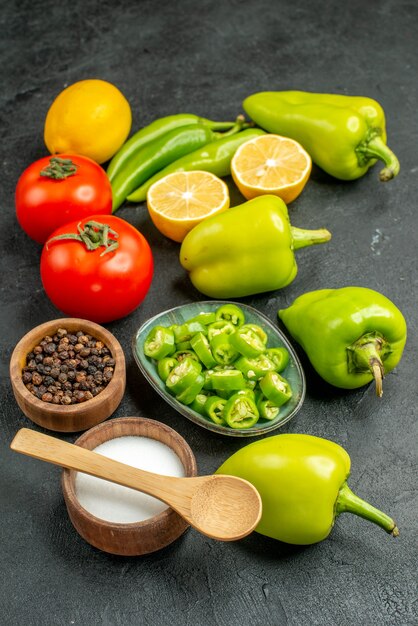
[1,1,417,624]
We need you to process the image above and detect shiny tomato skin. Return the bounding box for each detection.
[15,154,112,244]
[40,215,153,323]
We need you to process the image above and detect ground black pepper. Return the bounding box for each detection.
[22,328,114,404]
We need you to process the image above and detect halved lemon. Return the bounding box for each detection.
[147,171,230,242]
[231,134,312,204]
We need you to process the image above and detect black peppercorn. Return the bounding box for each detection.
[22,328,115,405]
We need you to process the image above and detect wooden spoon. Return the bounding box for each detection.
[10,428,262,541]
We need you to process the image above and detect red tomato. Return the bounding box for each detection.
[40,215,153,323]
[15,154,113,244]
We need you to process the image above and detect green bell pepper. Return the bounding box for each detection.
[216,434,399,545]
[180,195,331,298]
[279,287,407,396]
[243,91,400,182]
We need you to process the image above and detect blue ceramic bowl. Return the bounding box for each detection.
[132,301,305,437]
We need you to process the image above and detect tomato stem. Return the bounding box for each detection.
[46,220,119,256]
[40,157,78,180]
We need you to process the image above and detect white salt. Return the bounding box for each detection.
[75,435,185,523]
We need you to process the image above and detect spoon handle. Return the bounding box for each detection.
[10,428,185,510]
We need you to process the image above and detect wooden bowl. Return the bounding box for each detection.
[61,416,198,556]
[10,318,126,433]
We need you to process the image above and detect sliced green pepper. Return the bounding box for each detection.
[157,356,178,382]
[187,311,217,325]
[210,333,239,365]
[229,324,266,358]
[235,354,277,380]
[172,321,207,343]
[165,357,202,395]
[204,395,227,425]
[223,393,259,429]
[265,347,290,373]
[207,368,246,392]
[173,349,199,362]
[175,373,205,405]
[257,396,280,421]
[259,371,292,407]
[143,326,175,359]
[243,324,268,345]
[207,320,236,340]
[190,392,210,414]
[215,304,245,327]
[190,332,217,369]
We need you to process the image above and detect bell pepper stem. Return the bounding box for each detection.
[336,482,399,537]
[347,332,389,397]
[291,226,332,250]
[356,135,400,182]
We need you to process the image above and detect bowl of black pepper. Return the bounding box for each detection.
[10,318,126,432]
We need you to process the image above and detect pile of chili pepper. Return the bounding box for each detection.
[143,303,293,430]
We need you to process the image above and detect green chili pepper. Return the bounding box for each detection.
[207,368,246,392]
[223,393,259,429]
[190,332,217,369]
[210,333,239,365]
[175,373,205,405]
[279,286,407,397]
[259,371,292,407]
[215,304,245,327]
[229,324,266,358]
[265,347,289,373]
[204,395,227,425]
[243,91,400,182]
[235,354,277,380]
[180,195,331,298]
[127,127,266,203]
[257,396,280,421]
[143,326,175,359]
[111,124,220,212]
[216,434,399,544]
[157,356,178,382]
[165,357,202,395]
[107,113,239,182]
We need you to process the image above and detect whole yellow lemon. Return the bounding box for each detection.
[44,79,132,164]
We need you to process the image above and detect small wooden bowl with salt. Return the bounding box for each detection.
[61,416,198,556]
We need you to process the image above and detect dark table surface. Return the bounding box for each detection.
[1,1,417,624]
